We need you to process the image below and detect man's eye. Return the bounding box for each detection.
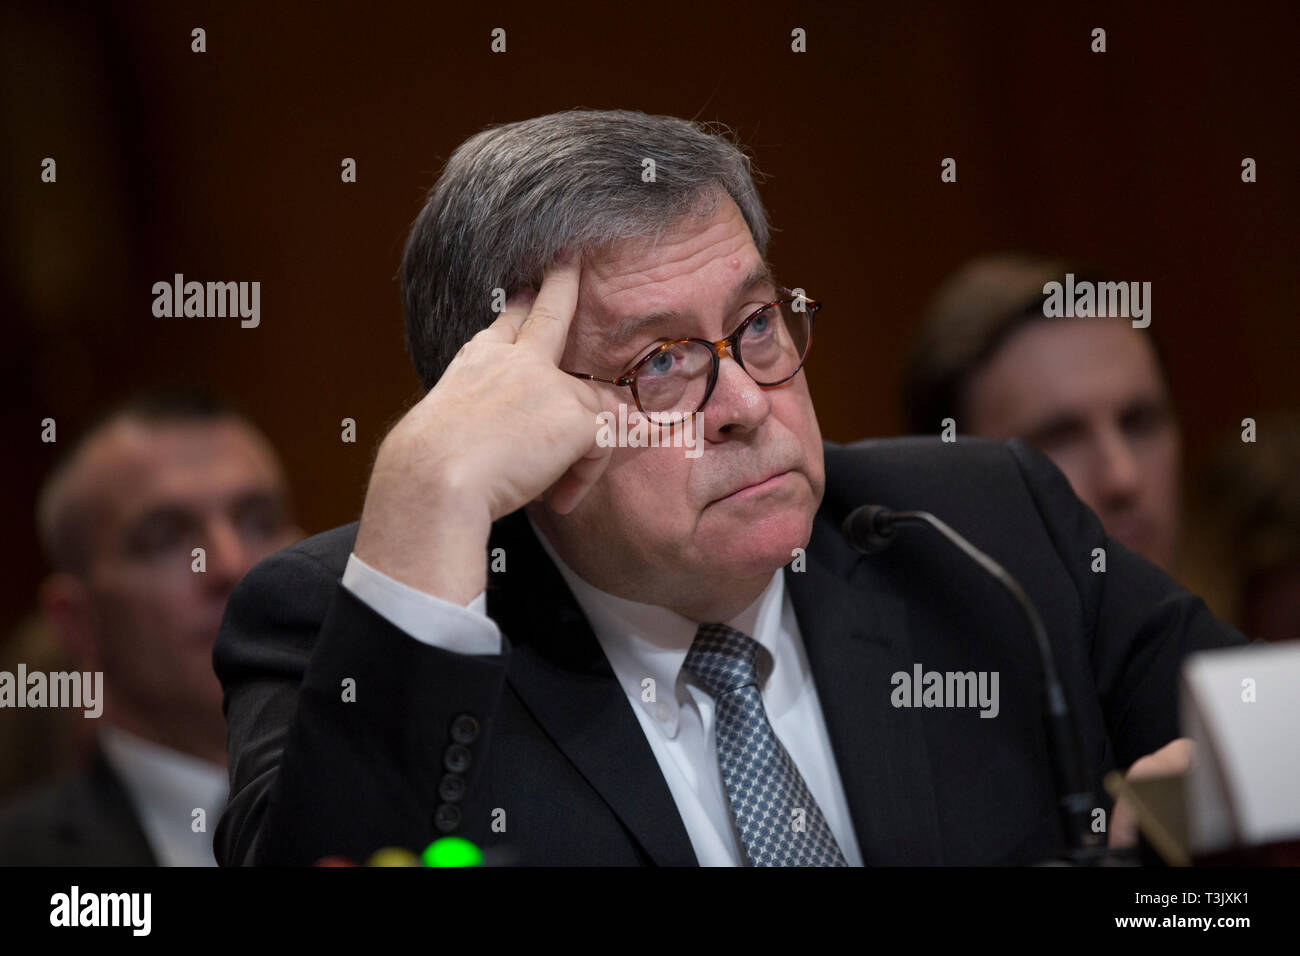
[646,350,676,376]
[611,341,665,374]
[237,510,275,540]
[1030,420,1086,449]
[233,496,287,542]
[139,530,180,553]
[127,518,189,559]
[1122,403,1168,437]
[733,300,774,333]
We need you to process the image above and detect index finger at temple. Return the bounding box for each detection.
[515,251,582,364]
[475,288,535,343]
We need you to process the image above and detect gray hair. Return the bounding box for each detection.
[399,108,771,390]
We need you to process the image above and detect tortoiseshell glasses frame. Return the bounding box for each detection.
[564,286,820,418]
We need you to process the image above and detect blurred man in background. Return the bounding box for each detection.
[0,390,300,865]
[1179,412,1300,642]
[0,614,92,801]
[903,253,1182,571]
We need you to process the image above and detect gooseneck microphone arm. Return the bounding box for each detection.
[842,504,1106,862]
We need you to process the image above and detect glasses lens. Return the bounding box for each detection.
[737,300,812,385]
[633,341,714,419]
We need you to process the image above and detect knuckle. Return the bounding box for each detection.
[457,337,489,360]
[525,305,558,326]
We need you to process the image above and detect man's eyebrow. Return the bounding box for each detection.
[606,261,776,348]
[229,487,288,516]
[122,504,197,546]
[125,488,285,532]
[1022,412,1087,446]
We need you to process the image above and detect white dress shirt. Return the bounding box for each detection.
[341,519,864,866]
[98,725,229,867]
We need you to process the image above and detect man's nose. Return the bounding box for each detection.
[202,519,253,587]
[1092,425,1142,505]
[702,351,772,438]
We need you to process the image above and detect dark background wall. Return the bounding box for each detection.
[3,0,1297,634]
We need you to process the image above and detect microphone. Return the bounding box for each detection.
[842,504,1106,863]
[841,504,897,553]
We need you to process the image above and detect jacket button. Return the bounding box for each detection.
[450,714,480,744]
[438,773,466,803]
[434,804,461,833]
[444,744,472,773]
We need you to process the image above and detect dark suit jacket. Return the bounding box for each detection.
[213,437,1245,866]
[0,745,157,865]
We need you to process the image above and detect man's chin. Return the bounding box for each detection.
[697,507,813,581]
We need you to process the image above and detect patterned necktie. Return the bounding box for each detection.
[683,622,849,866]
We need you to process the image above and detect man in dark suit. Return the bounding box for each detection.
[0,749,157,866]
[214,109,1244,867]
[0,391,299,865]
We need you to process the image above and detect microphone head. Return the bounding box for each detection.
[842,505,896,554]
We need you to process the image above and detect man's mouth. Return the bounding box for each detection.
[712,469,794,505]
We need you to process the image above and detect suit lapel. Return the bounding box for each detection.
[52,748,159,865]
[485,512,698,866]
[785,515,944,864]
[483,507,945,866]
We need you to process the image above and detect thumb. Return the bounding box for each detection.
[545,442,614,515]
[1108,795,1140,849]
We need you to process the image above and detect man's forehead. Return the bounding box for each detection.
[582,197,761,291]
[76,419,280,515]
[969,320,1169,428]
[1005,320,1164,390]
[582,257,770,330]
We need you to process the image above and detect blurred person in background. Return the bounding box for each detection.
[1179,411,1300,643]
[0,615,93,800]
[903,253,1182,572]
[0,390,300,865]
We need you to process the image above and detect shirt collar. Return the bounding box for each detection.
[98,725,228,832]
[525,512,785,740]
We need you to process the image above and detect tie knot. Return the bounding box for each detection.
[683,623,764,697]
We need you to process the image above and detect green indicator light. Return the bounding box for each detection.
[422,837,483,867]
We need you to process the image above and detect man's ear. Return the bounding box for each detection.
[38,572,100,671]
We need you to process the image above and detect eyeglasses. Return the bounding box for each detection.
[565,286,820,419]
